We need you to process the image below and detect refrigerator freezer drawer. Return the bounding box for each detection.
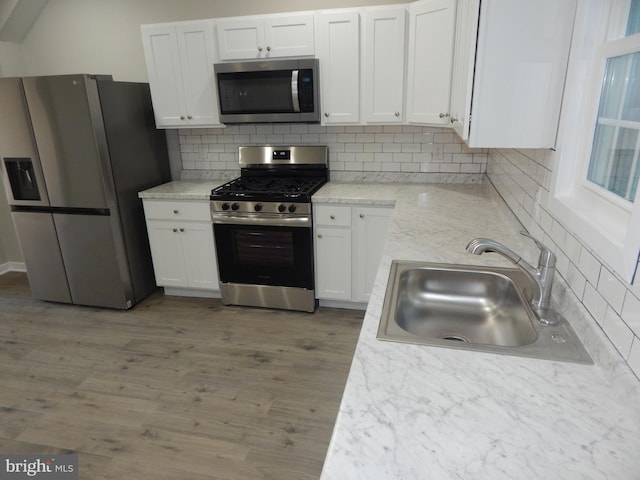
[11,211,72,303]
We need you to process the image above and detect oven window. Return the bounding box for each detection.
[235,230,295,266]
[214,223,314,289]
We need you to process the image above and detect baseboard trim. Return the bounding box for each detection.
[0,262,26,275]
[163,287,221,299]
[318,299,367,311]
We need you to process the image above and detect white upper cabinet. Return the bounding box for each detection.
[141,20,221,128]
[405,0,457,125]
[449,0,480,141]
[450,0,576,148]
[216,13,315,60]
[318,11,360,124]
[362,7,407,123]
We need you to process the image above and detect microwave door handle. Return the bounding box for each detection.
[291,70,300,113]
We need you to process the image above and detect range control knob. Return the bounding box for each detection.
[231,203,240,211]
[254,203,263,212]
[278,204,287,213]
[221,203,230,211]
[288,204,297,213]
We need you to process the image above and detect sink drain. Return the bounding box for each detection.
[442,335,469,342]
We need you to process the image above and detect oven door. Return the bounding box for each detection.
[213,222,314,289]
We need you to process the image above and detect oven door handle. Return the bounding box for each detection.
[291,70,300,113]
[212,214,311,228]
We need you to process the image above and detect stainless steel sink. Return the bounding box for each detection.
[377,261,593,364]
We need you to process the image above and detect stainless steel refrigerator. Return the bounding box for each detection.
[0,74,171,309]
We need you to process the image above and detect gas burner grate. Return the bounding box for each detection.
[211,176,327,201]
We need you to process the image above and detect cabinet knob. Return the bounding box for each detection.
[187,115,193,120]
[439,113,450,119]
[324,112,329,118]
[317,234,322,238]
[173,209,179,214]
[258,46,263,52]
[180,116,185,120]
[179,228,185,232]
[172,228,178,233]
[266,46,271,51]
[359,213,365,219]
[330,215,335,220]
[395,112,400,117]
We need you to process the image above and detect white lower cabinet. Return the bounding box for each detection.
[314,203,392,306]
[352,206,393,303]
[142,199,219,295]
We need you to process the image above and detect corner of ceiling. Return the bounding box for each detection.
[0,0,49,43]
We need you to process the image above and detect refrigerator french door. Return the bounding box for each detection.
[0,75,171,309]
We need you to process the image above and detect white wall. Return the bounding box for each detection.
[20,0,407,81]
[0,39,25,75]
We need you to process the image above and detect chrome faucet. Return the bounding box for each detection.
[466,231,558,325]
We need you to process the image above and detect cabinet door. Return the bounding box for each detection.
[362,8,406,123]
[405,0,456,124]
[141,24,187,127]
[449,0,480,140]
[216,17,264,60]
[175,21,221,126]
[352,207,392,303]
[182,223,219,290]
[146,220,188,287]
[263,14,315,57]
[467,0,575,148]
[315,226,352,301]
[318,11,360,124]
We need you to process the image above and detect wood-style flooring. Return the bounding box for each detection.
[0,272,363,479]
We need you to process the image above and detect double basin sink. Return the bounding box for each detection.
[377,260,592,364]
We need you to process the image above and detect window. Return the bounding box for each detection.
[549,0,640,283]
[586,3,640,203]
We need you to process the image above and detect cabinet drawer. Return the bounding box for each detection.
[314,205,351,227]
[143,200,211,221]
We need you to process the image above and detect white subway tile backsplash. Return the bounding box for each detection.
[628,338,640,378]
[273,124,291,134]
[382,143,402,153]
[238,125,257,134]
[345,143,364,153]
[603,306,634,358]
[363,143,382,153]
[567,262,587,299]
[578,248,602,286]
[598,268,627,314]
[488,147,640,378]
[460,164,482,174]
[583,282,608,327]
[622,292,640,337]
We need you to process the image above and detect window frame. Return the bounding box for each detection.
[548,0,640,283]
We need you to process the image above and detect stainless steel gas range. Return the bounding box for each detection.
[210,146,328,312]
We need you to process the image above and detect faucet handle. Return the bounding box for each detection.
[520,231,556,269]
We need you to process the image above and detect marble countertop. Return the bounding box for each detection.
[138,180,227,200]
[139,180,640,478]
[315,182,640,480]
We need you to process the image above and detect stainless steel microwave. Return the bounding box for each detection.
[214,58,319,124]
